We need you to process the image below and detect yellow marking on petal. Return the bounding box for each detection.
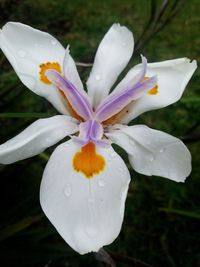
[73,142,106,178]
[148,85,158,95]
[144,76,159,95]
[39,62,61,84]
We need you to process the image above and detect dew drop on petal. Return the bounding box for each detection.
[118,167,123,172]
[51,39,57,45]
[95,74,101,81]
[99,198,104,207]
[18,50,27,58]
[110,152,117,158]
[122,42,127,46]
[85,226,98,237]
[129,138,136,146]
[159,148,166,153]
[88,197,94,203]
[149,155,155,162]
[64,184,72,197]
[98,179,105,187]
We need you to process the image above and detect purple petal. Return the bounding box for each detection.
[72,119,111,147]
[46,70,93,120]
[95,57,157,122]
[79,120,103,141]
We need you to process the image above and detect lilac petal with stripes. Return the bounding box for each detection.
[95,57,157,122]
[46,70,93,120]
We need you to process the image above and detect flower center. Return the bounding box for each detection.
[73,142,105,178]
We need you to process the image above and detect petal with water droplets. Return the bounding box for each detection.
[40,140,130,254]
[106,125,191,182]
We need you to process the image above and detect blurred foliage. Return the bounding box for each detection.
[0,0,200,267]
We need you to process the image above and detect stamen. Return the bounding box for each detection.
[73,142,105,178]
[39,62,61,84]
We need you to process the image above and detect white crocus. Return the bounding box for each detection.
[0,22,197,254]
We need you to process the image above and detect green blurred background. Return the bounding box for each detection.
[0,0,199,266]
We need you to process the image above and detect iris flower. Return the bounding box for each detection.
[0,22,197,254]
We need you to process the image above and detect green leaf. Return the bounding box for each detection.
[159,208,200,220]
[0,214,44,241]
[0,113,54,118]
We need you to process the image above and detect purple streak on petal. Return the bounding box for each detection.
[46,70,93,120]
[72,119,106,146]
[131,55,147,85]
[71,136,89,146]
[95,75,157,122]
[95,56,157,122]
[78,120,103,141]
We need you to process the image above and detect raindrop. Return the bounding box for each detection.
[122,42,127,46]
[110,152,117,158]
[149,155,155,162]
[159,148,166,153]
[85,227,98,237]
[95,74,101,81]
[118,167,123,172]
[51,39,57,45]
[45,138,51,143]
[88,197,94,203]
[129,139,135,146]
[98,179,105,187]
[64,184,71,197]
[18,50,27,58]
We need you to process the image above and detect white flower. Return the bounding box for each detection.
[0,22,197,254]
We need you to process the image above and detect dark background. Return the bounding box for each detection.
[0,0,199,266]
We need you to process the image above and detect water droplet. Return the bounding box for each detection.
[85,226,98,237]
[70,117,77,123]
[122,42,127,46]
[64,184,71,197]
[88,197,94,203]
[159,148,166,153]
[18,50,27,58]
[95,74,101,81]
[110,152,117,158]
[51,39,57,45]
[129,139,135,146]
[149,155,155,162]
[98,179,105,187]
[118,167,123,172]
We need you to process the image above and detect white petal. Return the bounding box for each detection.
[40,140,130,254]
[86,24,134,108]
[0,22,68,114]
[0,115,78,164]
[106,125,191,182]
[63,46,86,95]
[114,58,197,123]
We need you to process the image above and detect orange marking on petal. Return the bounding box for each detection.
[103,106,130,125]
[144,76,159,95]
[73,142,106,178]
[148,85,158,95]
[59,90,84,121]
[39,62,62,84]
